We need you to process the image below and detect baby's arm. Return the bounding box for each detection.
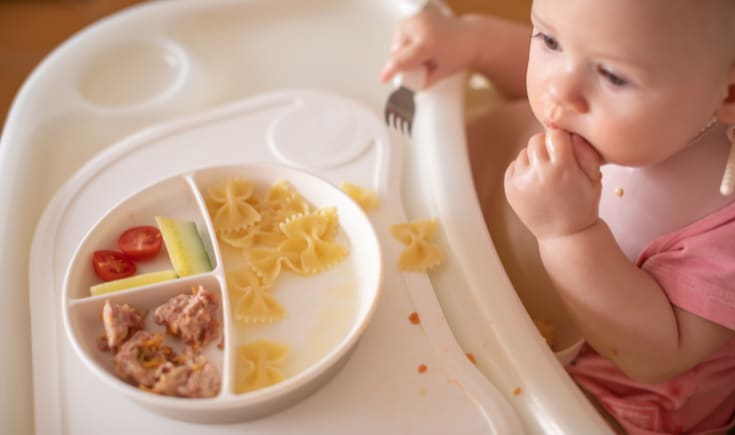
[506,130,735,383]
[380,8,531,98]
[539,219,734,382]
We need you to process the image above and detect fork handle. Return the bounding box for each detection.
[393,68,428,92]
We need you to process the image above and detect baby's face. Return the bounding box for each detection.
[526,0,735,166]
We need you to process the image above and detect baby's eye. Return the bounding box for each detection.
[597,66,629,87]
[532,31,561,51]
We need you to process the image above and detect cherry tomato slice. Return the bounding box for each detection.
[118,225,163,261]
[92,250,136,281]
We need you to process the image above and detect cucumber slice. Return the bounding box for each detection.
[155,216,213,277]
[90,269,178,296]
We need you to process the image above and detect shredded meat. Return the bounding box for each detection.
[98,300,146,352]
[113,330,221,398]
[114,330,177,388]
[153,285,219,347]
[100,287,223,398]
[151,348,221,398]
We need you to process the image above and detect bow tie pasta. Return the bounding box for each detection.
[205,177,352,395]
[391,219,445,272]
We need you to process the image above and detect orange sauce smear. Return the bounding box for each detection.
[465,352,477,365]
[408,311,421,325]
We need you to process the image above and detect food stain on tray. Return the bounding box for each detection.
[408,311,421,325]
[465,352,477,365]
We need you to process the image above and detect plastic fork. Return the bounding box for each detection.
[384,68,427,136]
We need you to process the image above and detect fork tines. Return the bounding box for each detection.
[384,85,415,136]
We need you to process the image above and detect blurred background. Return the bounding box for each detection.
[0,0,531,130]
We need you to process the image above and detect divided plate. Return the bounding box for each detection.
[62,163,382,423]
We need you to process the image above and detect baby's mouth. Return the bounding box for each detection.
[543,121,584,142]
[545,120,559,129]
[545,125,603,161]
[542,105,604,163]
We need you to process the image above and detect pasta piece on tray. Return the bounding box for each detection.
[391,219,445,272]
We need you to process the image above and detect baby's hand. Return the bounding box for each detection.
[504,129,603,240]
[380,8,476,89]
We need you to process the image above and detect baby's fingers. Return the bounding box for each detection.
[545,129,575,165]
[390,29,409,54]
[571,134,603,182]
[546,129,603,182]
[380,42,430,84]
[504,134,542,188]
[527,133,550,165]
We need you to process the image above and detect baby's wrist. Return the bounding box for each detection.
[459,14,497,69]
[536,217,602,244]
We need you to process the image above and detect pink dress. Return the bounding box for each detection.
[567,201,735,434]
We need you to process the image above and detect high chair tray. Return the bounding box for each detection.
[29,86,521,434]
[1,0,610,434]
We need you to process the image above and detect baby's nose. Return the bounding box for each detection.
[545,72,589,115]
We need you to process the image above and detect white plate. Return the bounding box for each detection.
[62,162,383,422]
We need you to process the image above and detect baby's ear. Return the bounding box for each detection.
[716,69,735,123]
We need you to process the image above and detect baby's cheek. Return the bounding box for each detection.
[525,86,545,125]
[525,61,541,106]
[525,79,547,126]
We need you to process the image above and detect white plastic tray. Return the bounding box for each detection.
[1,0,611,434]
[32,86,521,434]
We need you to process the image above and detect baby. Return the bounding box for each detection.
[381,1,735,434]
